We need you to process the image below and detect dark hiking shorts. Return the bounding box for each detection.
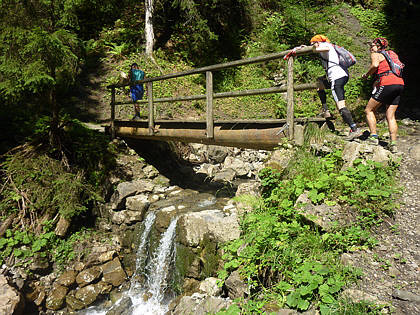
[372,84,404,105]
[319,76,348,102]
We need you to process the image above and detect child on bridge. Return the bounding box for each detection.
[128,63,145,120]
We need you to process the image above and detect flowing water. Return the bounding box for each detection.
[84,212,178,315]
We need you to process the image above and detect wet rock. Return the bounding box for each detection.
[225,270,249,299]
[126,194,150,213]
[66,293,86,311]
[57,270,77,287]
[102,257,127,287]
[45,284,68,310]
[0,275,25,315]
[173,293,232,315]
[155,205,177,231]
[106,296,133,315]
[199,277,222,297]
[76,266,102,287]
[74,283,101,306]
[177,210,240,247]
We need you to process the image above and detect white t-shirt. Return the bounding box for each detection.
[318,42,348,81]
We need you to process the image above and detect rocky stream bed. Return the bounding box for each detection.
[0,119,419,315]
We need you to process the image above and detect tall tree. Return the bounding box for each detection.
[145,0,155,57]
[0,0,82,152]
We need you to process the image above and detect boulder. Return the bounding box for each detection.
[57,270,77,287]
[177,210,240,247]
[106,296,133,315]
[110,179,155,210]
[264,149,295,171]
[75,266,102,287]
[199,277,222,297]
[74,283,101,306]
[110,209,145,225]
[102,257,127,287]
[55,216,71,237]
[223,156,250,177]
[212,169,236,183]
[225,270,249,299]
[45,284,68,310]
[207,145,229,163]
[126,194,150,213]
[0,275,25,315]
[173,293,232,315]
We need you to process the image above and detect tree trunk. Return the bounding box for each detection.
[145,0,154,58]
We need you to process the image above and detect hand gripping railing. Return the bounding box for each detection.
[107,45,317,140]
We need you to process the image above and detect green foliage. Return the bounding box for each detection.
[218,147,399,313]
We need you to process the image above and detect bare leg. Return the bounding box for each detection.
[386,105,398,141]
[365,97,382,135]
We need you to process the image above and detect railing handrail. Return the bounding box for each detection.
[107,46,314,89]
[108,45,318,141]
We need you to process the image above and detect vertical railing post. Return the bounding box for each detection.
[206,71,214,138]
[286,56,294,140]
[147,81,154,135]
[110,87,116,139]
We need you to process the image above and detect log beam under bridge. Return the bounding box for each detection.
[105,118,327,150]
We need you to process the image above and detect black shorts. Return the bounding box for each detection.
[319,76,348,102]
[372,84,404,105]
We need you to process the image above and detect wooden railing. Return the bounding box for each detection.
[107,46,317,140]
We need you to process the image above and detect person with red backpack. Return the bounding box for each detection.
[362,37,404,153]
[309,35,362,140]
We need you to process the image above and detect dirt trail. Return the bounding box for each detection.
[342,121,420,314]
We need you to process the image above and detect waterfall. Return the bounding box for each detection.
[84,213,178,315]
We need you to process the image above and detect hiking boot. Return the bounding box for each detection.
[320,109,332,119]
[365,136,379,145]
[344,128,363,141]
[388,142,398,153]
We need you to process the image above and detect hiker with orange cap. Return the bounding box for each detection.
[310,34,362,140]
[362,37,404,153]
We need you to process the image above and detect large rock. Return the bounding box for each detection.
[45,284,68,310]
[265,148,295,171]
[55,215,71,237]
[199,277,222,297]
[173,293,232,315]
[126,194,150,213]
[0,275,25,315]
[225,270,249,299]
[75,266,102,287]
[177,210,240,247]
[57,270,77,287]
[207,145,230,163]
[110,209,145,225]
[102,257,127,287]
[223,157,250,177]
[212,169,236,183]
[110,179,155,210]
[74,283,101,306]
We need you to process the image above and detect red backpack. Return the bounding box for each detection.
[379,50,405,77]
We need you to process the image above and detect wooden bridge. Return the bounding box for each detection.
[106,46,326,150]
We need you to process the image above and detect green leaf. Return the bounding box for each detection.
[286,291,300,307]
[321,293,335,304]
[297,298,310,310]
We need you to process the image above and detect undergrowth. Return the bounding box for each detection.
[217,145,399,314]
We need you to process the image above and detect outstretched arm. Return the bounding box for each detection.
[362,53,380,78]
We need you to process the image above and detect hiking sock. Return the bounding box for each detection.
[317,90,327,110]
[339,107,356,130]
[370,134,379,138]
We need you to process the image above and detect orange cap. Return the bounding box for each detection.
[310,35,330,43]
